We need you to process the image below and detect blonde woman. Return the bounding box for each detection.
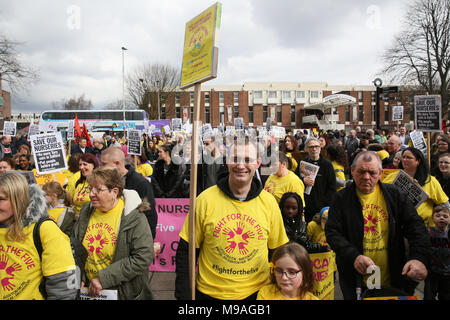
[0,172,77,300]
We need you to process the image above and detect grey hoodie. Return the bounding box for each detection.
[24,184,78,300]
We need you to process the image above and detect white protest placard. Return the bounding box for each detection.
[299,161,320,195]
[28,124,41,137]
[234,117,244,130]
[271,126,286,139]
[410,130,427,155]
[172,118,182,132]
[127,129,142,156]
[414,95,442,132]
[392,170,429,209]
[162,125,171,134]
[2,121,16,136]
[392,105,403,121]
[79,288,118,300]
[31,132,67,174]
[182,122,192,134]
[67,120,75,140]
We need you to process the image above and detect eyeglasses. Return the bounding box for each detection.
[273,267,302,279]
[87,187,110,194]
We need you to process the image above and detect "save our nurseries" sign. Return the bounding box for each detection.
[414,95,442,132]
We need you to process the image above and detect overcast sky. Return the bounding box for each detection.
[0,0,413,113]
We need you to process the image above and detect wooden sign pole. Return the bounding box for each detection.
[188,83,201,300]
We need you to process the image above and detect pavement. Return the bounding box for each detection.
[149,271,425,300]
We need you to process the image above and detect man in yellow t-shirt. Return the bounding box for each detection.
[325,151,431,299]
[176,139,289,300]
[264,169,305,206]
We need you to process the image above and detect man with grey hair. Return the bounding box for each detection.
[386,134,406,167]
[295,137,336,222]
[325,150,431,299]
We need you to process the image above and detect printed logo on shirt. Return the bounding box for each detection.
[84,225,117,258]
[213,212,265,265]
[0,247,37,299]
[362,204,388,244]
[264,181,276,195]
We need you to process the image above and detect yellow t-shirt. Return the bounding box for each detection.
[48,207,66,226]
[286,152,298,172]
[179,186,289,300]
[65,171,81,196]
[83,198,124,281]
[357,184,390,287]
[264,171,305,206]
[0,221,75,300]
[383,172,449,228]
[257,284,319,300]
[307,221,327,246]
[72,180,91,217]
[137,163,153,178]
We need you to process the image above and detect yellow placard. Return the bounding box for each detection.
[380,169,399,182]
[33,169,67,187]
[310,251,336,300]
[180,2,221,89]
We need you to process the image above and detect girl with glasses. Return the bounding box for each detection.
[257,242,318,300]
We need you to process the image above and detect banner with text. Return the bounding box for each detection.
[149,198,190,272]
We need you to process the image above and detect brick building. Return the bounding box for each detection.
[0,73,12,131]
[156,82,416,131]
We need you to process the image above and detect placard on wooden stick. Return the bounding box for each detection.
[180,2,222,300]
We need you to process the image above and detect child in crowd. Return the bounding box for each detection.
[257,242,318,300]
[307,207,330,248]
[279,192,328,253]
[42,181,75,236]
[424,205,450,300]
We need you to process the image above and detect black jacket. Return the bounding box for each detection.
[124,165,158,239]
[152,159,186,198]
[295,155,336,222]
[283,213,329,253]
[325,181,432,299]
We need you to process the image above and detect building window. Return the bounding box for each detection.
[291,105,296,123]
[190,92,194,105]
[220,106,224,124]
[161,105,166,119]
[346,106,350,122]
[233,92,239,104]
[268,91,277,99]
[372,104,375,122]
[296,91,305,99]
[249,106,254,123]
[385,104,389,122]
[282,91,291,99]
[176,106,181,118]
[358,91,363,101]
[234,106,239,118]
[263,106,268,120]
[359,105,364,121]
[205,106,210,123]
[190,106,194,122]
[277,106,282,122]
[253,91,262,99]
[176,92,180,104]
[310,91,319,99]
[219,92,224,104]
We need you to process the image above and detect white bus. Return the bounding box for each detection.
[38,109,149,133]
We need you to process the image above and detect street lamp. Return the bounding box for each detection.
[121,46,128,136]
[156,80,161,120]
[373,78,383,130]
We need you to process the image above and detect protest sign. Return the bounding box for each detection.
[67,120,75,140]
[392,170,429,209]
[409,130,427,154]
[299,161,320,195]
[234,117,244,130]
[149,198,189,272]
[30,132,67,175]
[180,2,221,89]
[310,251,336,300]
[2,121,16,136]
[79,288,118,300]
[172,118,182,132]
[127,130,142,156]
[392,105,403,121]
[414,95,442,132]
[201,123,213,141]
[28,123,40,137]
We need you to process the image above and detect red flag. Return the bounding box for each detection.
[74,113,82,144]
[81,123,93,147]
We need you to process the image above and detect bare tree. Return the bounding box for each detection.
[0,34,39,93]
[51,94,93,110]
[103,99,136,110]
[126,63,180,119]
[380,0,450,115]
